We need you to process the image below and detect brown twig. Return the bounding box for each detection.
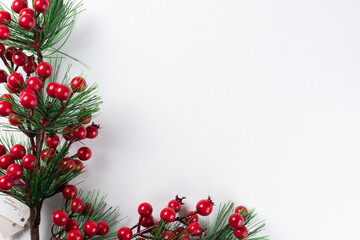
[8,38,31,47]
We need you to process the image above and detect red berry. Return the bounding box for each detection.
[8,112,23,126]
[36,62,52,78]
[77,147,91,161]
[70,77,87,92]
[60,158,76,172]
[74,159,83,172]
[0,101,12,116]
[168,199,182,213]
[0,69,7,83]
[62,185,78,199]
[0,25,10,40]
[73,126,87,140]
[138,202,153,217]
[185,211,199,223]
[5,46,16,61]
[10,144,26,159]
[0,175,14,191]
[8,73,24,88]
[46,82,59,97]
[45,134,60,148]
[229,213,245,229]
[26,77,43,92]
[21,154,36,170]
[0,11,11,24]
[33,0,50,13]
[0,44,4,56]
[55,84,71,101]
[18,14,36,30]
[65,219,79,233]
[0,94,12,100]
[78,114,91,124]
[52,210,69,226]
[160,207,176,223]
[235,206,249,217]
[20,91,38,109]
[41,148,55,162]
[83,221,98,237]
[98,221,109,236]
[19,8,35,18]
[86,124,99,139]
[140,215,154,227]
[196,197,214,216]
[70,198,85,213]
[188,222,201,236]
[62,125,75,140]
[233,226,248,239]
[20,88,36,98]
[117,227,132,240]
[12,0,27,13]
[0,154,14,169]
[0,145,6,156]
[12,52,28,66]
[7,163,23,179]
[82,203,94,216]
[23,59,37,75]
[67,229,82,240]
[161,231,176,240]
[6,82,20,93]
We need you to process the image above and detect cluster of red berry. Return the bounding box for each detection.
[0,72,99,191]
[116,196,249,240]
[52,185,110,240]
[228,206,249,239]
[0,0,50,41]
[0,128,95,192]
[0,60,88,122]
[0,68,99,190]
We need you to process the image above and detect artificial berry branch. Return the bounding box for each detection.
[0,1,268,240]
[0,1,101,240]
[112,196,266,240]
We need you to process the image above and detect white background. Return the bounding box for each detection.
[1,0,360,239]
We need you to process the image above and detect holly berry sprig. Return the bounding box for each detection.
[0,121,98,193]
[116,196,250,240]
[51,186,112,240]
[0,0,49,43]
[0,0,101,216]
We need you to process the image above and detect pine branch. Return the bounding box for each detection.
[0,0,83,61]
[113,197,268,240]
[51,190,121,240]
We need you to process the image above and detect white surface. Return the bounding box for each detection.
[1,0,360,239]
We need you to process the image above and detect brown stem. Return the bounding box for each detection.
[8,38,31,47]
[1,56,13,73]
[132,225,157,238]
[35,46,43,63]
[137,216,143,234]
[13,110,38,125]
[46,101,67,126]
[30,204,43,240]
[36,129,45,159]
[215,224,229,240]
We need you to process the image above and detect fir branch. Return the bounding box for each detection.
[0,0,83,61]
[52,190,121,240]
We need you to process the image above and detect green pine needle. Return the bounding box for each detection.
[52,190,121,240]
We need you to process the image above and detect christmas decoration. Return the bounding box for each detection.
[0,1,268,240]
[0,0,101,239]
[112,196,267,240]
[50,193,267,240]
